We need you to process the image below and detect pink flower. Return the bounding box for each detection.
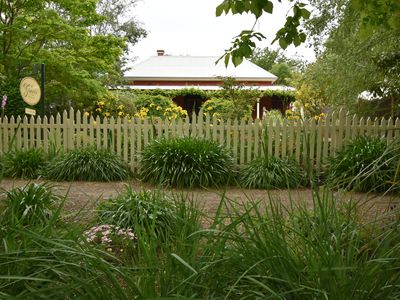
[1,95,6,109]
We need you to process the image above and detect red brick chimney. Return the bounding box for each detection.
[157,49,165,56]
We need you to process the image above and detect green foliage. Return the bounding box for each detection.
[252,47,308,72]
[203,77,260,120]
[263,109,284,123]
[239,156,306,189]
[302,0,400,115]
[44,147,130,182]
[270,62,294,85]
[0,0,134,111]
[291,78,329,119]
[0,228,139,298]
[250,47,281,71]
[251,47,307,85]
[202,98,234,120]
[173,88,208,99]
[140,137,234,188]
[92,92,134,118]
[133,94,188,119]
[94,0,147,50]
[97,189,177,238]
[326,136,399,192]
[2,186,400,298]
[0,79,30,117]
[0,183,59,227]
[216,0,310,66]
[211,192,400,299]
[3,148,46,179]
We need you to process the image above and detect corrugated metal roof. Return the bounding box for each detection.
[124,56,277,82]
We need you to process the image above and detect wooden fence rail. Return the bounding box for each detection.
[1,108,399,171]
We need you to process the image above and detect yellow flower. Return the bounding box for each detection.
[97,101,105,106]
[103,112,111,117]
[118,111,124,117]
[96,108,102,112]
[84,112,90,116]
[156,106,161,110]
[149,103,155,108]
[117,104,124,110]
[207,106,213,111]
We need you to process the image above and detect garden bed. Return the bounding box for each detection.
[1,178,398,224]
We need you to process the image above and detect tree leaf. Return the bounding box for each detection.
[263,1,274,14]
[232,54,244,66]
[216,2,225,16]
[279,38,288,49]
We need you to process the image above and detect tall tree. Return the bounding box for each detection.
[300,0,400,116]
[251,47,306,85]
[92,0,146,76]
[0,0,138,113]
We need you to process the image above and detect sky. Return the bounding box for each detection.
[129,0,315,65]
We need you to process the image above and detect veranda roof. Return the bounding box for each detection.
[111,85,295,92]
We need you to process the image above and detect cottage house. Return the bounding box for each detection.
[122,50,294,118]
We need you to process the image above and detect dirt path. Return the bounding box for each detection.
[1,179,399,224]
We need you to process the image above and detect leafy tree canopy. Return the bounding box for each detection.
[301,0,400,116]
[0,0,145,114]
[217,0,399,69]
[250,47,306,85]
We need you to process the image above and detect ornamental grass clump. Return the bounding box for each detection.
[239,156,306,189]
[97,189,176,239]
[0,229,138,299]
[140,137,234,188]
[326,136,399,192]
[2,147,46,179]
[0,183,60,227]
[44,146,130,181]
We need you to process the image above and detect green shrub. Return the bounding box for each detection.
[326,136,398,192]
[239,156,306,189]
[263,109,284,123]
[97,188,176,239]
[140,137,234,187]
[3,148,46,179]
[44,147,130,181]
[201,97,235,120]
[0,183,60,227]
[133,94,187,119]
[0,79,27,117]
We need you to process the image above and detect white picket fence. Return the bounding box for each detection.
[0,108,399,171]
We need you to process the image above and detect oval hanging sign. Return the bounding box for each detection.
[20,77,41,106]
